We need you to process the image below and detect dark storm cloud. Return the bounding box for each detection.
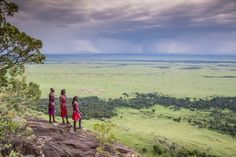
[94,0,236,39]
[13,0,236,34]
[9,0,236,54]
[12,0,90,26]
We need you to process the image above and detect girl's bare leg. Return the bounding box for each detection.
[49,115,51,123]
[74,121,77,132]
[79,119,82,129]
[52,115,57,123]
[62,117,65,124]
[66,116,70,123]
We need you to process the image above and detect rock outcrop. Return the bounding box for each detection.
[14,119,139,157]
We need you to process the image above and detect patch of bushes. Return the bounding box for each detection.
[173,117,181,122]
[150,136,217,157]
[142,148,148,153]
[0,106,33,156]
[35,92,236,136]
[93,121,116,145]
[153,144,165,155]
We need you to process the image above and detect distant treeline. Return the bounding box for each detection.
[37,93,236,118]
[35,93,236,136]
[124,93,236,111]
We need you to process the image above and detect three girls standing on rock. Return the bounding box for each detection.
[48,88,82,131]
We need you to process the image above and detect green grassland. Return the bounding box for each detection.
[25,61,236,157]
[32,104,236,157]
[25,61,236,98]
[84,106,236,157]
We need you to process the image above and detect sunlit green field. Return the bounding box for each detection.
[84,106,236,157]
[26,61,236,156]
[25,61,236,98]
[36,104,236,157]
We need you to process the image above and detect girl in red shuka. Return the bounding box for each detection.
[60,89,69,124]
[72,96,83,131]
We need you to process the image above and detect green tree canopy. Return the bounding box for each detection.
[0,1,45,154]
[0,0,18,23]
[0,0,45,87]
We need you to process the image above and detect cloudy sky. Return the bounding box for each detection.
[8,0,236,54]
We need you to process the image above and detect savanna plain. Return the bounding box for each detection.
[25,59,236,157]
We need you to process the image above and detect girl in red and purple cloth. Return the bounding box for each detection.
[60,89,70,124]
[48,88,57,123]
[72,96,83,131]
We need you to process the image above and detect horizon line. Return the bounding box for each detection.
[43,52,236,56]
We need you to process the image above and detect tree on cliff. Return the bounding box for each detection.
[0,0,45,87]
[0,0,45,155]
